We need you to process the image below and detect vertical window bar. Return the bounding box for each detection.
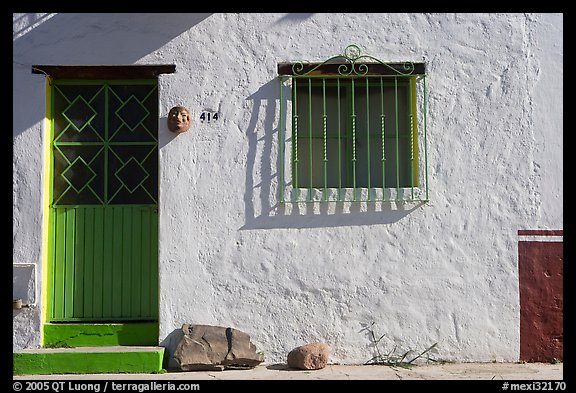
[337,78,342,201]
[293,78,299,201]
[365,77,371,200]
[394,77,400,199]
[409,77,414,200]
[380,77,386,201]
[322,78,328,201]
[279,77,284,203]
[308,78,313,202]
[351,78,357,201]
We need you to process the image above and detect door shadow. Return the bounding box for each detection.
[13,13,213,137]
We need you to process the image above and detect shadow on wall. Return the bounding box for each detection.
[13,12,212,136]
[242,78,423,230]
[159,328,184,369]
[272,13,315,25]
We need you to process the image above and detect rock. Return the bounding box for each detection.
[169,324,264,371]
[223,326,262,368]
[287,342,331,370]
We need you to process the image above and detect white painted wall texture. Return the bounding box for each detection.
[13,13,563,364]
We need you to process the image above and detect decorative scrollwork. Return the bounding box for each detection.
[291,62,305,75]
[292,44,415,77]
[337,63,351,76]
[343,44,362,61]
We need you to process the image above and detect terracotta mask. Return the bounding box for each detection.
[167,106,191,133]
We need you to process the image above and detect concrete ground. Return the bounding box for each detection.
[13,362,563,381]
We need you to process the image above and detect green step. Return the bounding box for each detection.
[43,323,159,347]
[13,346,165,375]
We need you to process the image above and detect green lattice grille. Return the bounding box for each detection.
[52,81,158,206]
[48,80,159,322]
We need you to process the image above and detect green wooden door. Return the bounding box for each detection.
[47,80,159,322]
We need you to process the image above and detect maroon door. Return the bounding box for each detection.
[518,230,563,362]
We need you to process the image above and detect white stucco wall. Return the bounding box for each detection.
[13,13,563,364]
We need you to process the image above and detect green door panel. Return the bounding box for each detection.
[48,206,158,321]
[47,80,159,322]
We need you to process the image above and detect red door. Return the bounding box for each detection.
[518,230,563,362]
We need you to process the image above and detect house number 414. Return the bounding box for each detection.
[200,112,219,123]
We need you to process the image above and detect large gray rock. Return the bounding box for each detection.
[168,324,265,371]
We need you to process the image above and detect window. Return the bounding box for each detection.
[278,45,429,203]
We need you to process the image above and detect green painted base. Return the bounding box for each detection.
[13,347,165,375]
[43,323,158,347]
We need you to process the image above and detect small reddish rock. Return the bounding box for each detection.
[287,342,331,370]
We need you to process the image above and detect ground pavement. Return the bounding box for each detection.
[13,362,563,381]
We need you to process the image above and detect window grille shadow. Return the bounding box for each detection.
[242,78,424,230]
